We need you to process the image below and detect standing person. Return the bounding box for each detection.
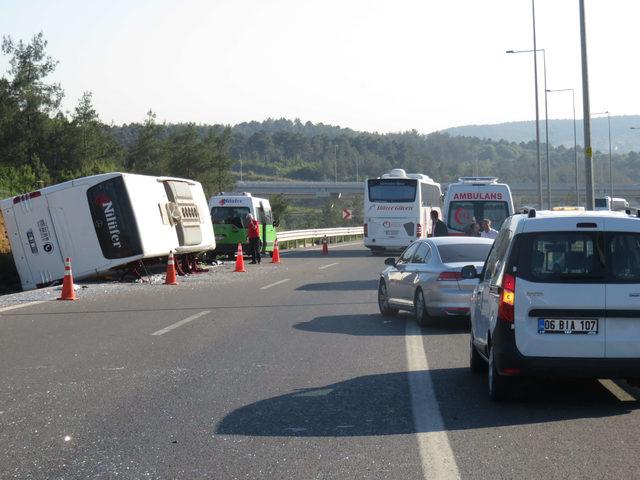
[430,210,448,237]
[480,219,499,239]
[465,221,481,237]
[246,213,261,264]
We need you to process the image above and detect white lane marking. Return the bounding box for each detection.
[0,301,45,314]
[599,379,637,402]
[319,262,339,270]
[151,310,211,336]
[260,278,290,290]
[405,321,461,480]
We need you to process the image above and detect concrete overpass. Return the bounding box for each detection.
[234,180,640,203]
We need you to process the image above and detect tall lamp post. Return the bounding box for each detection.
[507,47,549,208]
[593,111,612,197]
[547,88,578,204]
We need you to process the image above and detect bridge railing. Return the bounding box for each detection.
[277,226,364,249]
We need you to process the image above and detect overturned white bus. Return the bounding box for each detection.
[1,172,215,290]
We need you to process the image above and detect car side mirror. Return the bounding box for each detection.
[461,265,479,279]
[384,257,396,267]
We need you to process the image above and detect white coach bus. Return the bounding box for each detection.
[364,168,442,253]
[1,172,215,290]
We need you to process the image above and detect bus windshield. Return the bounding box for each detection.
[447,201,509,232]
[211,206,250,228]
[87,176,143,259]
[368,179,417,203]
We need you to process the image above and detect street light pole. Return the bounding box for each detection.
[593,111,611,197]
[334,144,338,183]
[542,50,550,208]
[579,0,595,210]
[547,88,578,205]
[506,43,545,209]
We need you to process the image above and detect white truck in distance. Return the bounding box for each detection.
[364,168,442,253]
[1,172,215,291]
[595,196,629,211]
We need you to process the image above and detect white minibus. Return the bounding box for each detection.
[1,172,215,290]
[364,168,442,252]
[595,196,629,211]
[443,177,514,235]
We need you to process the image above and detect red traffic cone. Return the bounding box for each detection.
[271,238,281,264]
[234,243,246,272]
[58,257,76,300]
[164,251,178,285]
[321,236,329,255]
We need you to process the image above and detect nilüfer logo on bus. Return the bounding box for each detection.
[453,192,503,200]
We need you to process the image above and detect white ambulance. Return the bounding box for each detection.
[1,172,215,290]
[443,177,514,235]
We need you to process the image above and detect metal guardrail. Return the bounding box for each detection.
[276,226,364,249]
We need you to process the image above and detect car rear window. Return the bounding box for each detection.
[607,233,640,282]
[437,243,492,263]
[517,232,604,282]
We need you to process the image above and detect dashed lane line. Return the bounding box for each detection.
[319,262,339,270]
[260,279,291,290]
[0,301,45,314]
[599,379,637,402]
[405,321,461,480]
[151,310,211,336]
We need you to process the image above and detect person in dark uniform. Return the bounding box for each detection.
[430,210,448,237]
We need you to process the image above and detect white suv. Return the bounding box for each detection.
[463,209,640,400]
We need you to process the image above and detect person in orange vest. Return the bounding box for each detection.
[246,213,261,264]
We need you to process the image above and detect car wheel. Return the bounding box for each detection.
[469,334,486,373]
[414,288,432,327]
[378,280,398,317]
[488,346,510,401]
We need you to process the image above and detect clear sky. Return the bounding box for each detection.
[0,0,637,133]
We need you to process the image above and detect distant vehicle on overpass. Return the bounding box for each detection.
[364,168,442,253]
[443,177,514,235]
[595,196,629,211]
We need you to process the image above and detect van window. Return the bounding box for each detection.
[447,200,509,232]
[607,233,640,282]
[211,206,250,228]
[483,226,512,283]
[87,176,143,259]
[518,232,604,282]
[595,198,608,208]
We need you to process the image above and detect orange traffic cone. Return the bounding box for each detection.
[271,238,281,264]
[234,243,246,272]
[164,251,178,285]
[321,236,329,255]
[58,257,76,301]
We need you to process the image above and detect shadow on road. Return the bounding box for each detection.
[296,279,378,291]
[294,313,406,336]
[294,312,469,336]
[216,369,638,437]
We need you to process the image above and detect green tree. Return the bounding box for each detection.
[126,110,169,175]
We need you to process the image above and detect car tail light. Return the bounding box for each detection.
[416,223,422,238]
[364,223,368,237]
[437,271,462,281]
[498,273,516,323]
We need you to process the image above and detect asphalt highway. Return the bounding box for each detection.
[2,244,640,479]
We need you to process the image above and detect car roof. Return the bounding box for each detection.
[511,210,640,232]
[424,237,494,246]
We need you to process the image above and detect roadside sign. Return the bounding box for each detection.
[342,208,352,220]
